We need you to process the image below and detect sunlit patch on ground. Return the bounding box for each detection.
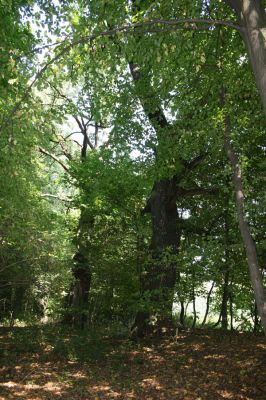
[0,326,265,399]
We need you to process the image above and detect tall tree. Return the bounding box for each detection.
[224,0,266,116]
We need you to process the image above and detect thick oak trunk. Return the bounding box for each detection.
[131,179,180,336]
[64,207,92,328]
[129,57,181,336]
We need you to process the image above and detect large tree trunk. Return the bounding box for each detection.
[253,302,259,332]
[224,136,266,335]
[225,0,266,116]
[64,207,92,328]
[128,57,182,336]
[131,179,180,336]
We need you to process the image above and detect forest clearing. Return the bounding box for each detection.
[0,1,266,399]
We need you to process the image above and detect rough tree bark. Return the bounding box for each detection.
[224,0,266,116]
[129,60,214,335]
[64,116,97,328]
[65,208,92,328]
[128,60,184,336]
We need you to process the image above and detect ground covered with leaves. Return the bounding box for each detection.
[0,325,265,400]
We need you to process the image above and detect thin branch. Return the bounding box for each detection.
[0,257,41,274]
[40,193,72,202]
[73,140,82,148]
[65,131,81,139]
[134,17,242,31]
[51,134,73,160]
[46,80,73,105]
[39,147,70,173]
[74,116,94,150]
[184,153,208,171]
[176,186,219,197]
[94,123,99,147]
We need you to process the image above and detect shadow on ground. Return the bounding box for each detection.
[0,325,265,399]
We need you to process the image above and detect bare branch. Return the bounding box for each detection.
[74,116,94,150]
[50,134,73,160]
[39,147,70,173]
[41,193,72,202]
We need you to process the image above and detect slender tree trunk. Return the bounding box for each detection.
[176,272,185,326]
[221,269,229,330]
[201,281,215,326]
[221,208,231,330]
[224,136,266,335]
[180,300,185,326]
[225,0,266,116]
[214,312,222,328]
[192,279,197,329]
[229,284,234,331]
[184,301,190,320]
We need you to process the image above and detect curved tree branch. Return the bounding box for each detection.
[0,17,241,134]
[39,147,70,173]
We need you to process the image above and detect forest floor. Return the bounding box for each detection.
[0,325,265,400]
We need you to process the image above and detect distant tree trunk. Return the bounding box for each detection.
[229,284,234,331]
[9,288,15,328]
[180,300,185,326]
[192,294,197,329]
[201,281,215,326]
[184,301,190,320]
[224,0,266,116]
[214,310,222,328]
[64,116,98,328]
[64,207,92,328]
[221,205,231,330]
[224,135,266,335]
[221,269,229,330]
